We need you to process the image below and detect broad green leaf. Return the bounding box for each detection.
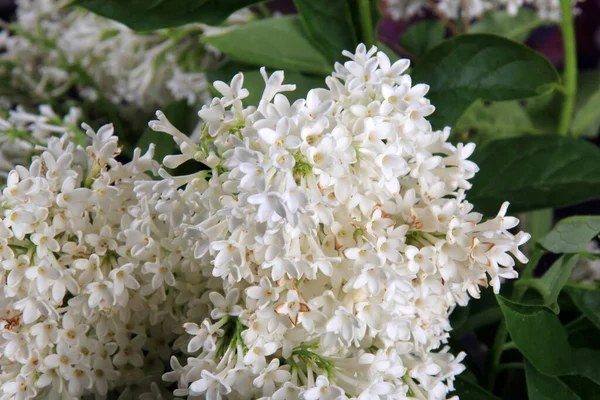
[293,0,357,63]
[571,70,600,137]
[399,20,445,59]
[569,348,600,386]
[471,9,543,42]
[565,285,600,331]
[453,376,500,400]
[411,34,559,130]
[535,254,579,313]
[453,99,542,143]
[497,296,572,376]
[205,16,331,76]
[525,361,580,400]
[561,376,600,399]
[206,66,325,106]
[468,136,600,215]
[539,216,600,254]
[453,287,502,335]
[136,100,193,162]
[71,0,262,31]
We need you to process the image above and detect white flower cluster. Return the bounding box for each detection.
[0,0,250,112]
[0,105,84,181]
[147,44,530,399]
[0,44,529,399]
[0,120,193,398]
[386,0,580,21]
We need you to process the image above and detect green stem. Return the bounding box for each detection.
[502,342,518,351]
[557,0,577,136]
[358,0,375,48]
[257,3,272,19]
[487,247,544,391]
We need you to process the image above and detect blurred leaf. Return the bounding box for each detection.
[453,376,500,399]
[449,304,470,331]
[569,348,600,386]
[205,16,331,75]
[525,361,580,400]
[71,0,262,31]
[453,99,542,143]
[399,20,445,59]
[539,216,600,254]
[136,99,193,162]
[468,136,600,215]
[412,34,559,130]
[497,296,572,376]
[524,255,579,313]
[565,285,600,331]
[293,0,358,63]
[561,376,600,399]
[571,70,600,137]
[471,9,542,42]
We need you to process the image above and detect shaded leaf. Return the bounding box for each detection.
[468,136,600,215]
[571,70,600,137]
[569,348,600,386]
[539,216,600,254]
[412,34,559,130]
[525,361,580,400]
[453,99,542,143]
[561,376,600,399]
[399,20,446,59]
[471,8,543,42]
[565,285,600,331]
[293,0,357,63]
[72,0,262,31]
[453,376,501,400]
[497,296,572,376]
[205,16,331,76]
[536,254,579,313]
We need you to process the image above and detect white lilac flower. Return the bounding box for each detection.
[386,0,581,20]
[0,0,251,114]
[0,105,84,181]
[145,43,530,399]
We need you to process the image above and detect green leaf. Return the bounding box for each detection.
[565,285,600,331]
[136,100,193,162]
[525,361,581,400]
[471,9,544,42]
[539,216,600,254]
[569,348,600,386]
[412,34,559,130]
[206,66,325,106]
[561,376,600,399]
[293,0,358,63]
[497,296,572,376]
[571,70,600,137]
[535,254,579,313]
[453,376,500,400]
[399,20,446,59]
[204,16,331,76]
[468,135,600,215]
[71,0,262,31]
[453,99,542,143]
